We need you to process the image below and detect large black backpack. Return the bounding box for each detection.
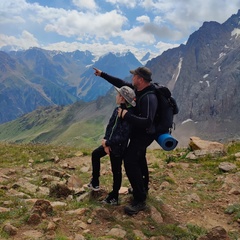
[153,83,179,134]
[139,83,179,134]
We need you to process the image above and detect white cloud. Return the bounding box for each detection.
[105,0,137,8]
[143,23,183,41]
[0,15,25,24]
[136,15,150,24]
[121,26,155,45]
[0,0,240,60]
[0,0,29,14]
[44,10,128,40]
[72,0,98,11]
[155,41,180,55]
[153,16,164,25]
[0,31,39,49]
[140,0,240,38]
[141,0,154,9]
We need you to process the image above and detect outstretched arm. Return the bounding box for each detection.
[93,67,133,89]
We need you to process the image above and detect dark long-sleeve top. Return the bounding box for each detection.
[104,105,134,156]
[101,72,158,137]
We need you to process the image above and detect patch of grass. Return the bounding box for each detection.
[229,231,240,240]
[151,172,176,185]
[66,198,99,212]
[0,142,78,167]
[225,204,240,221]
[0,199,29,227]
[226,141,240,155]
[165,155,177,164]
[186,224,207,238]
[145,222,204,240]
[0,230,9,239]
[51,117,105,149]
[54,235,69,240]
[151,148,168,159]
[83,233,99,240]
[81,148,92,156]
[150,160,161,169]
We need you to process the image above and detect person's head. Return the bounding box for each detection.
[130,67,152,91]
[115,86,136,107]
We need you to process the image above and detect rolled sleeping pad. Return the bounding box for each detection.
[156,133,178,151]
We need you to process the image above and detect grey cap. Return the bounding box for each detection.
[130,66,152,82]
[115,86,136,107]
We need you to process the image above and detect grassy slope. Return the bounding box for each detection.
[0,141,239,239]
[0,90,116,149]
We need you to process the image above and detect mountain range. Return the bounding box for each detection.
[0,10,240,147]
[0,49,142,124]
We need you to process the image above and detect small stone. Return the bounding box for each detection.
[27,213,41,225]
[3,223,18,236]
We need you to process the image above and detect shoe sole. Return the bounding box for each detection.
[88,185,100,191]
[102,201,119,206]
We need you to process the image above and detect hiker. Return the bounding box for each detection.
[88,86,136,205]
[93,67,158,215]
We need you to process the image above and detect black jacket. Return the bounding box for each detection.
[104,105,134,156]
[101,72,158,138]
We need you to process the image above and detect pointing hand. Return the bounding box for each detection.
[93,67,102,76]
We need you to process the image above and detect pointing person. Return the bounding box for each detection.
[93,67,158,215]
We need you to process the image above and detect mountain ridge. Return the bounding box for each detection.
[146,10,240,143]
[0,49,141,124]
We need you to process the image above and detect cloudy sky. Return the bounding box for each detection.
[1,0,240,60]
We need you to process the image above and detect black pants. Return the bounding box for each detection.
[91,145,123,198]
[124,135,155,203]
[140,148,149,192]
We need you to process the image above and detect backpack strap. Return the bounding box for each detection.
[137,90,156,111]
[138,90,155,102]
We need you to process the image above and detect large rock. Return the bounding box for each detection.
[189,137,225,152]
[186,137,226,159]
[49,183,73,198]
[197,226,230,240]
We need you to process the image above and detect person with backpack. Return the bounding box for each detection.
[93,67,158,215]
[88,86,136,205]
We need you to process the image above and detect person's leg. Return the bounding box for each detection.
[140,151,149,193]
[89,145,106,189]
[109,154,122,199]
[128,154,149,195]
[124,139,147,203]
[102,154,122,205]
[123,136,154,215]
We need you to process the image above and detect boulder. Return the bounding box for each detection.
[189,137,225,152]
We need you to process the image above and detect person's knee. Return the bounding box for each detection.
[92,149,98,158]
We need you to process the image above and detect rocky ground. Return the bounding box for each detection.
[0,138,240,240]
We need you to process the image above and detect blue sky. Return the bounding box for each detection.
[1,0,240,60]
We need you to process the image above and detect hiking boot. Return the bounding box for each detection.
[102,195,119,205]
[87,181,100,191]
[124,201,146,215]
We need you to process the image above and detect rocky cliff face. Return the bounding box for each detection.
[147,10,240,142]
